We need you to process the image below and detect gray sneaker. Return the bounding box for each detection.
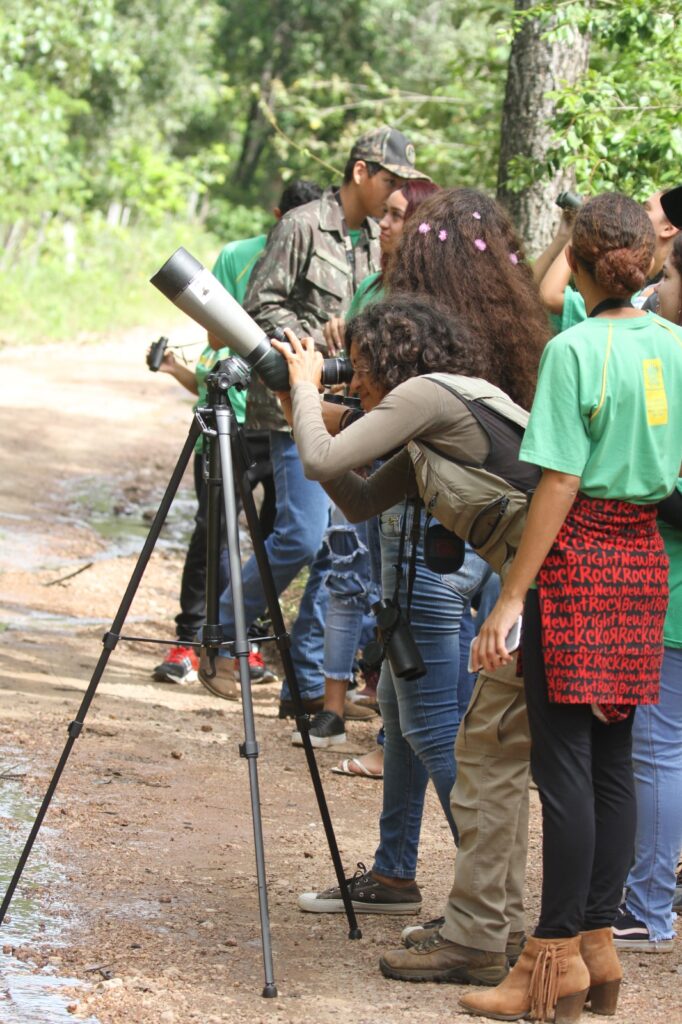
[298,863,421,915]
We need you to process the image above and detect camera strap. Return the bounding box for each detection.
[392,497,421,622]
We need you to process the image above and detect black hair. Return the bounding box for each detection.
[277,179,323,215]
[342,159,383,184]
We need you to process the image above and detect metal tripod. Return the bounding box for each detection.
[0,359,361,998]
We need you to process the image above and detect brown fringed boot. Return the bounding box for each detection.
[458,934,589,1022]
[580,927,622,1016]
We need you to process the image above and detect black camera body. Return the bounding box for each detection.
[363,598,426,681]
[556,191,582,211]
[147,336,168,372]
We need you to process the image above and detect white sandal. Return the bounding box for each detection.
[331,757,383,780]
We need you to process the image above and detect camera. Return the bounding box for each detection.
[555,191,582,211]
[151,248,354,392]
[147,336,168,372]
[362,598,426,681]
[321,356,354,386]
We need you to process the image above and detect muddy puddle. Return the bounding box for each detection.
[0,472,253,577]
[0,760,99,1023]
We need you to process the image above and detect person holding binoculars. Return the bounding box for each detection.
[272,189,550,947]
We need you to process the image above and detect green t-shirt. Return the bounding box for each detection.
[520,314,682,502]
[660,479,682,648]
[347,271,384,319]
[212,234,267,306]
[190,234,266,448]
[549,285,648,336]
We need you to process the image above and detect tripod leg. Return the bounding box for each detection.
[214,407,278,998]
[0,419,202,925]
[232,425,362,941]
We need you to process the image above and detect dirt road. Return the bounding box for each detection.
[0,332,679,1023]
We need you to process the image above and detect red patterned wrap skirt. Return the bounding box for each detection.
[536,494,668,705]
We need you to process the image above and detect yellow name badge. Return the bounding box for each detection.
[642,358,668,425]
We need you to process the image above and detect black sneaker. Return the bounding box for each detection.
[291,710,346,748]
[277,696,325,719]
[298,862,422,915]
[612,906,673,952]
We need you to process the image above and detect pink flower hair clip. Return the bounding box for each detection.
[438,229,448,242]
[474,238,487,252]
[509,251,519,265]
[472,211,481,220]
[418,222,431,234]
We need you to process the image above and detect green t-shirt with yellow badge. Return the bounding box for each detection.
[520,313,682,503]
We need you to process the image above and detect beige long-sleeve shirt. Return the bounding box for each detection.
[290,377,489,523]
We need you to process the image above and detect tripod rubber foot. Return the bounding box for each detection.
[348,927,363,940]
[262,983,278,998]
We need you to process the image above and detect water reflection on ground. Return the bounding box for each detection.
[0,760,99,1023]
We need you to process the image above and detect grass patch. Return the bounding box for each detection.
[0,218,226,347]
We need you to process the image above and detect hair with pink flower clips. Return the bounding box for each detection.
[386,186,551,410]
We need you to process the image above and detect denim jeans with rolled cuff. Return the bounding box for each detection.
[626,646,682,941]
[323,506,381,682]
[216,430,329,700]
[372,503,491,880]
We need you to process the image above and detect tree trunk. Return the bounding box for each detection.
[497,0,591,256]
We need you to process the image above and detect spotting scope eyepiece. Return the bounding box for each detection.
[150,247,291,391]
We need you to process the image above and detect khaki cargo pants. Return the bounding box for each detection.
[441,658,531,953]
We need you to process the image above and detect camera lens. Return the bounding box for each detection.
[321,356,354,386]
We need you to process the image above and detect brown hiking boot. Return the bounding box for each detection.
[402,921,526,965]
[380,931,508,985]
[198,653,239,701]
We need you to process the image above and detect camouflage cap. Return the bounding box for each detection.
[661,185,682,229]
[350,126,428,181]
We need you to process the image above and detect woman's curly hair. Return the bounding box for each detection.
[345,292,488,392]
[386,187,551,410]
[572,192,655,298]
[667,232,682,324]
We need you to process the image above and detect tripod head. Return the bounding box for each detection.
[206,355,252,400]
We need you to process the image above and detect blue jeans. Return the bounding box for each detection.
[626,646,682,941]
[323,508,380,680]
[373,503,490,880]
[217,430,329,700]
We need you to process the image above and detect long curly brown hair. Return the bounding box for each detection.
[387,188,550,410]
[572,192,656,298]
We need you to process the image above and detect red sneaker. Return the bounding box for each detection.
[152,645,199,685]
[232,647,278,684]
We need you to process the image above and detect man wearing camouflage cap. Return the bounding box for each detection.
[210,128,425,716]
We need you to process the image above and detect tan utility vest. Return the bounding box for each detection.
[407,373,540,576]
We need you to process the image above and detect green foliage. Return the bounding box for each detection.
[0,0,223,222]
[506,0,682,198]
[0,218,224,346]
[209,0,511,198]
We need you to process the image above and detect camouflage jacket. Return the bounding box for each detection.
[243,187,381,430]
